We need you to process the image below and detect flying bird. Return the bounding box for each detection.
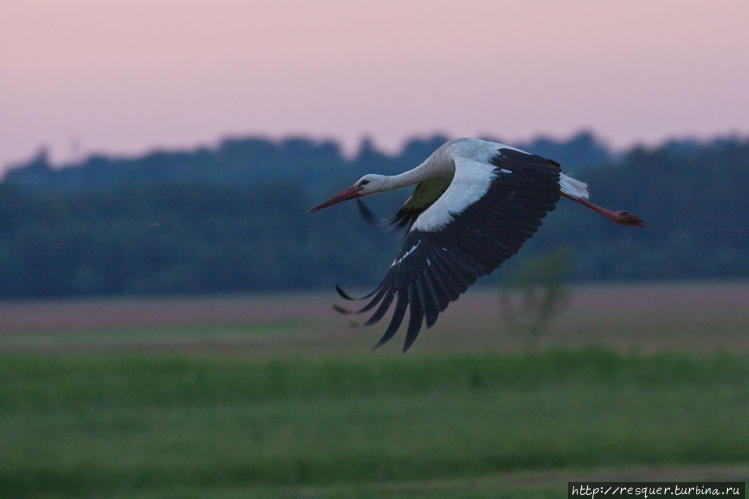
[309,138,644,351]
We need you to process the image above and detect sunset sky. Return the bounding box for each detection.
[2,0,748,171]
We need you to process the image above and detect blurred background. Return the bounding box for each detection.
[1,1,748,497]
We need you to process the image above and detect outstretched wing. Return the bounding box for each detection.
[340,147,561,351]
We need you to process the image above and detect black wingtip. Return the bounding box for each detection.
[372,335,391,351]
[356,199,378,225]
[357,199,396,231]
[401,328,420,353]
[332,304,352,314]
[370,323,397,350]
[335,284,355,300]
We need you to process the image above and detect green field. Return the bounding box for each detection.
[1,282,748,498]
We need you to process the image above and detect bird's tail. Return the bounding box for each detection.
[560,173,589,199]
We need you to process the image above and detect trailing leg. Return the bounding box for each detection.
[562,192,645,227]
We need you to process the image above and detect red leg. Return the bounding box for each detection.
[562,193,645,227]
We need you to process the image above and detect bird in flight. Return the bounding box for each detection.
[309,138,644,351]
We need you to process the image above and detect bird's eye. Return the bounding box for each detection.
[359,180,370,186]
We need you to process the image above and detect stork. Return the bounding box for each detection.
[309,138,644,351]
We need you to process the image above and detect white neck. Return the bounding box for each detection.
[380,157,450,191]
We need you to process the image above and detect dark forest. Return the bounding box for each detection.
[2,132,747,298]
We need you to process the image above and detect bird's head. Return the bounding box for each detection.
[308,174,387,212]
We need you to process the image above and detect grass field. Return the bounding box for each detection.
[1,282,748,498]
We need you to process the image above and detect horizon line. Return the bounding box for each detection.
[4,128,747,174]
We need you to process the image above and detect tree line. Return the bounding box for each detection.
[0,132,747,298]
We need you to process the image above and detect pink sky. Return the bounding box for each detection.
[2,0,748,171]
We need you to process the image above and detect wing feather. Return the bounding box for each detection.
[374,289,408,348]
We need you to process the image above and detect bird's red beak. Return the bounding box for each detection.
[308,185,363,212]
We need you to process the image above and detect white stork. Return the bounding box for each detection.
[309,138,644,351]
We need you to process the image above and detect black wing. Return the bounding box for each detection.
[339,148,561,351]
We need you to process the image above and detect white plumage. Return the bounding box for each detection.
[560,173,589,199]
[413,157,495,231]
